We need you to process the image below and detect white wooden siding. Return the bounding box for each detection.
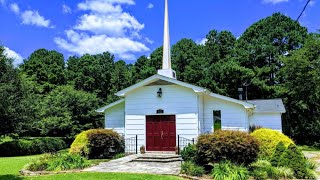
[105,102,125,135]
[203,96,249,133]
[249,112,282,131]
[125,85,199,149]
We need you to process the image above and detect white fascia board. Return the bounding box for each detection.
[209,93,255,109]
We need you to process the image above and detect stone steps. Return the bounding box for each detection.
[131,154,183,163]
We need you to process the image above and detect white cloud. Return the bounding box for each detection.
[309,0,316,7]
[55,0,150,60]
[62,4,72,14]
[9,3,19,14]
[54,30,149,60]
[3,47,24,66]
[0,0,5,6]
[147,3,154,9]
[196,38,207,45]
[262,0,289,4]
[21,10,53,28]
[75,12,144,36]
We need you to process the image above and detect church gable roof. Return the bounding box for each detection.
[115,74,255,109]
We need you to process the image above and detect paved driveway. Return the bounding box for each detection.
[83,154,181,175]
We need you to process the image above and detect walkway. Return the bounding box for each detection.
[83,154,181,175]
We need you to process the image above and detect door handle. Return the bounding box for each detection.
[161,131,164,139]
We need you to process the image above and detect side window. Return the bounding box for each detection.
[213,110,221,131]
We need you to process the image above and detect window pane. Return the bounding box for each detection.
[213,110,221,131]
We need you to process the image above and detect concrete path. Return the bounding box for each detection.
[83,154,181,175]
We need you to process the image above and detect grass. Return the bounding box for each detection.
[0,155,181,180]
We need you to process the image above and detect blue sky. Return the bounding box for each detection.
[0,0,319,65]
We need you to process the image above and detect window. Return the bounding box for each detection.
[213,110,221,131]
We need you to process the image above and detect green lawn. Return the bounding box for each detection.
[0,155,182,180]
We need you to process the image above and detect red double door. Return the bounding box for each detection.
[146,115,176,151]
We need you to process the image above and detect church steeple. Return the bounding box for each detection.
[157,0,176,79]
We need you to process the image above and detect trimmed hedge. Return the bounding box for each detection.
[197,130,259,166]
[251,128,294,158]
[0,137,67,157]
[70,129,124,159]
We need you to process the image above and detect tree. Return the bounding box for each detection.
[0,46,22,136]
[280,33,320,145]
[132,55,156,82]
[172,39,200,81]
[235,13,308,99]
[67,52,115,102]
[22,49,66,93]
[37,85,102,137]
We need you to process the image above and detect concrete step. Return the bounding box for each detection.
[137,155,181,160]
[131,157,182,163]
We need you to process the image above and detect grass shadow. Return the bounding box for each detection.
[0,175,23,180]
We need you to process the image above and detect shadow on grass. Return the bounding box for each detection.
[0,175,23,180]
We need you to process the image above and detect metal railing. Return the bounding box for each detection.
[125,135,138,154]
[177,135,195,154]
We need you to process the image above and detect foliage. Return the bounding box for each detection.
[196,130,259,166]
[21,49,66,92]
[211,161,249,180]
[271,141,286,166]
[0,137,66,157]
[70,129,124,159]
[26,153,90,171]
[249,160,294,180]
[278,144,315,179]
[251,128,294,158]
[37,85,102,137]
[180,144,197,163]
[280,33,320,146]
[180,161,205,177]
[249,125,263,133]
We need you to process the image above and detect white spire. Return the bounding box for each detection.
[158,0,176,79]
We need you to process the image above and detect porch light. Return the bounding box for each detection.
[157,88,162,98]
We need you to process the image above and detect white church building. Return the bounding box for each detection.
[97,0,285,152]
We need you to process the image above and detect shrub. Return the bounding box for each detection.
[211,161,249,180]
[26,153,90,171]
[181,144,197,163]
[249,160,280,180]
[0,137,67,157]
[278,144,308,179]
[251,169,268,180]
[251,128,294,158]
[271,141,286,166]
[276,167,294,179]
[181,161,204,177]
[196,130,259,166]
[70,129,124,159]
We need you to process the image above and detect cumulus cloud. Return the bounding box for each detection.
[21,10,53,28]
[147,3,154,9]
[9,3,19,14]
[196,38,207,45]
[62,4,72,14]
[54,30,149,60]
[7,3,53,28]
[54,0,150,60]
[3,47,24,66]
[262,0,289,4]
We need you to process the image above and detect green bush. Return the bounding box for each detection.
[26,153,90,171]
[251,169,268,180]
[70,129,124,159]
[196,130,259,166]
[249,160,281,179]
[180,161,204,177]
[211,161,249,180]
[181,144,197,163]
[276,167,294,179]
[0,137,67,157]
[251,128,294,158]
[271,141,286,166]
[278,144,315,179]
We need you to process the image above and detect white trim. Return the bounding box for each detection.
[115,74,207,97]
[96,99,125,113]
